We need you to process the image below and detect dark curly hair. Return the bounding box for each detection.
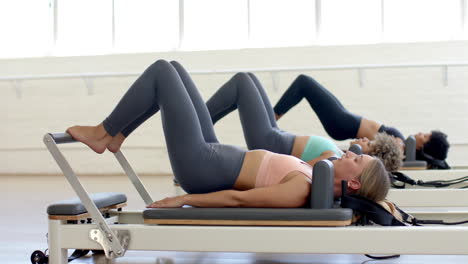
[424,130,450,160]
[416,130,450,169]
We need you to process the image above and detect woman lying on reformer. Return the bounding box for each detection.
[206,72,403,172]
[66,60,389,209]
[273,74,450,169]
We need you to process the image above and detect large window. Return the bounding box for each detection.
[384,0,461,42]
[249,0,316,47]
[320,0,381,45]
[55,0,113,56]
[182,0,247,50]
[1,0,468,58]
[0,0,53,58]
[114,0,179,53]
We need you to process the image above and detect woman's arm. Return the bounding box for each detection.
[305,150,336,167]
[147,174,311,208]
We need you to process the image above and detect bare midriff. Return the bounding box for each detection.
[290,135,310,159]
[233,150,268,190]
[357,118,382,140]
[233,148,313,191]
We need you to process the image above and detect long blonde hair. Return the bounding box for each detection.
[378,200,404,222]
[355,158,390,202]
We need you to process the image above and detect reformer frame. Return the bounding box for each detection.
[43,133,468,264]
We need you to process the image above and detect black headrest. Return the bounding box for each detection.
[416,150,450,170]
[340,181,407,226]
[348,144,363,155]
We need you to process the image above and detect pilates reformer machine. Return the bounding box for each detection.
[389,135,468,191]
[31,133,468,264]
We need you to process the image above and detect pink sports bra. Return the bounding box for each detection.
[255,152,312,188]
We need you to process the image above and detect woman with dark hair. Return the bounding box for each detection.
[206,72,403,172]
[273,74,450,169]
[66,60,390,208]
[415,131,450,169]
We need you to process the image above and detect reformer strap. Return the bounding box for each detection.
[391,171,468,189]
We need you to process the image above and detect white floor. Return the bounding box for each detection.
[4,174,468,264]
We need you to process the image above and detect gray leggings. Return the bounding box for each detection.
[103,60,245,194]
[206,72,296,155]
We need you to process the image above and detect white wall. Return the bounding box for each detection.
[2,41,468,175]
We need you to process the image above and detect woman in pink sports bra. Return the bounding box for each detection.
[151,149,389,208]
[67,60,390,209]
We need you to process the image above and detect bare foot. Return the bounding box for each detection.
[107,133,126,153]
[66,125,112,154]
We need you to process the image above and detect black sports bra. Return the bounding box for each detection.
[378,125,405,141]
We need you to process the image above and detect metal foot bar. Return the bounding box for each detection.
[113,150,154,205]
[43,133,129,259]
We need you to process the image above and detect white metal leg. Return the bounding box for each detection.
[48,219,68,264]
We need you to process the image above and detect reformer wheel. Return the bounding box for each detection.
[30,250,48,264]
